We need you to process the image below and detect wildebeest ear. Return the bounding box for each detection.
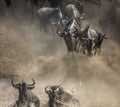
[27,86,35,90]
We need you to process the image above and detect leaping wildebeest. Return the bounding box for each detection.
[57,18,81,54]
[11,79,40,107]
[45,85,80,107]
[57,4,87,55]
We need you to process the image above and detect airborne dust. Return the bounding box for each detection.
[0,0,120,107]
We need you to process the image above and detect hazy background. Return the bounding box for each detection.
[0,0,120,107]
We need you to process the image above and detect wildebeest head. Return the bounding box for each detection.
[45,85,64,97]
[11,79,35,102]
[45,85,61,107]
[97,33,108,48]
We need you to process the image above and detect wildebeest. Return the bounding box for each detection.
[45,85,57,107]
[76,25,108,56]
[65,4,86,20]
[11,79,40,107]
[45,85,80,107]
[37,7,63,32]
[92,32,108,55]
[57,17,81,55]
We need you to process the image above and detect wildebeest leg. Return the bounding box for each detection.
[13,103,17,107]
[93,47,96,56]
[74,38,78,52]
[51,25,56,42]
[76,38,82,53]
[64,36,72,53]
[13,101,20,107]
[97,47,102,56]
[34,99,40,107]
[82,45,86,54]
[93,45,97,56]
[87,40,93,57]
[27,99,30,107]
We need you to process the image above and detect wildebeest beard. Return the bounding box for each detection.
[18,83,27,103]
[48,91,56,107]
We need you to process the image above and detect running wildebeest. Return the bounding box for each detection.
[57,4,86,55]
[11,79,40,107]
[37,7,63,32]
[92,32,108,55]
[45,85,57,107]
[76,25,108,56]
[57,16,82,55]
[45,85,80,107]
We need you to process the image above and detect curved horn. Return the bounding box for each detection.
[54,86,64,94]
[11,80,19,88]
[27,86,35,90]
[45,86,52,94]
[54,85,64,94]
[27,79,35,86]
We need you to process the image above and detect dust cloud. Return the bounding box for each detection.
[0,0,120,107]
